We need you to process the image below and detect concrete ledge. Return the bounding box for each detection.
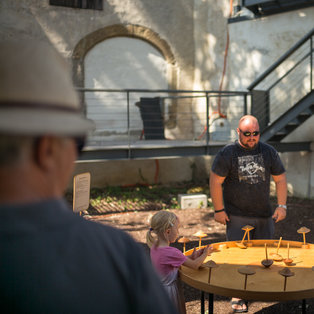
[178,194,207,209]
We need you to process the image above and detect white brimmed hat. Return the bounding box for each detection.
[0,40,94,136]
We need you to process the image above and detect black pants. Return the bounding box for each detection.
[226,215,274,241]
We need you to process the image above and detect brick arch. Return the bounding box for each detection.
[72,24,177,88]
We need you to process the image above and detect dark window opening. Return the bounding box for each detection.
[243,0,314,17]
[50,0,103,10]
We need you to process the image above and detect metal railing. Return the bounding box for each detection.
[77,88,248,148]
[248,28,314,131]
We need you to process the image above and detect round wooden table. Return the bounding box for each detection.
[179,239,314,313]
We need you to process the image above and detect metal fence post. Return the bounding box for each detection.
[310,36,313,91]
[206,93,210,147]
[127,90,131,159]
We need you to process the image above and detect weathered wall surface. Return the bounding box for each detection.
[0,0,196,89]
[72,156,213,189]
[226,7,314,198]
[1,0,313,197]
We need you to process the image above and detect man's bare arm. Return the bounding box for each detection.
[210,171,229,225]
[272,173,287,223]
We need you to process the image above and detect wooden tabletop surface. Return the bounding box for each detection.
[179,239,314,301]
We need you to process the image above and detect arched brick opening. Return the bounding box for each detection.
[72,24,177,89]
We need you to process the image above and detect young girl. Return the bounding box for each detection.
[146,210,212,314]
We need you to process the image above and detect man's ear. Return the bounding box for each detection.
[33,136,57,171]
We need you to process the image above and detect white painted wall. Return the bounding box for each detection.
[84,37,168,143]
[72,156,213,188]
[226,8,314,198]
[1,0,313,197]
[228,9,314,91]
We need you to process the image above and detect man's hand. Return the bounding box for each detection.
[272,207,286,223]
[214,211,230,225]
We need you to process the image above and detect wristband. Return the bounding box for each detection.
[214,208,225,213]
[277,204,287,210]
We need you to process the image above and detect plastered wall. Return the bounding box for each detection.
[1,0,313,197]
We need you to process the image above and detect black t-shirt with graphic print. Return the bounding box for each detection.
[211,141,285,218]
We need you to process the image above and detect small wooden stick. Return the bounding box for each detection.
[276,237,282,254]
[265,243,268,260]
[204,260,218,284]
[279,268,294,291]
[287,243,290,259]
[208,268,212,284]
[241,230,249,244]
[238,266,256,290]
[303,233,306,245]
[244,274,248,290]
[284,277,287,291]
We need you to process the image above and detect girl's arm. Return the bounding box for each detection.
[182,245,212,270]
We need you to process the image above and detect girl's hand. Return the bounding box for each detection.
[190,245,213,259]
[190,247,198,260]
[203,245,213,256]
[190,247,203,259]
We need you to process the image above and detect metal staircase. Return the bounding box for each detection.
[261,91,314,142]
[248,28,314,145]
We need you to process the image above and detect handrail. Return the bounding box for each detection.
[266,51,311,92]
[77,87,247,95]
[247,28,314,90]
[78,88,250,150]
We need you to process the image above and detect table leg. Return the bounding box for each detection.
[208,293,214,314]
[302,299,306,314]
[201,291,204,314]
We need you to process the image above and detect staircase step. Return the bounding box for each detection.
[284,124,299,132]
[299,108,312,115]
[286,118,300,125]
[296,114,310,123]
[269,134,286,141]
[260,90,314,142]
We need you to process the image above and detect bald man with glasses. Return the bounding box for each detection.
[210,115,287,313]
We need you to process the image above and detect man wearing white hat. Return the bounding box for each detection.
[0,40,177,314]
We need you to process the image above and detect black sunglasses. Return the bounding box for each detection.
[239,130,260,137]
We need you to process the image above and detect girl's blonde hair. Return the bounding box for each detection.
[146,210,178,248]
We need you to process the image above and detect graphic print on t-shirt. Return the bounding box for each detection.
[238,154,265,184]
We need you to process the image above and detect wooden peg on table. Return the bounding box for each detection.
[193,231,207,248]
[283,242,293,266]
[297,227,311,249]
[271,237,283,261]
[279,267,295,291]
[203,260,219,284]
[178,237,190,253]
[261,243,273,268]
[235,229,248,249]
[242,225,254,246]
[238,266,256,290]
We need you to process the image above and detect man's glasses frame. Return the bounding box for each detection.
[239,130,260,137]
[33,136,86,155]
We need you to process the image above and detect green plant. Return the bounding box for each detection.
[69,181,212,214]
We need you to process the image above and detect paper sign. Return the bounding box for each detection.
[73,172,91,213]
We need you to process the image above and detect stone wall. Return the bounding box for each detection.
[1,0,313,197]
